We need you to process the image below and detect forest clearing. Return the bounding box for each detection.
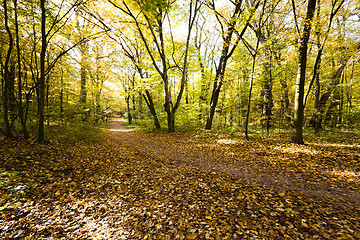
[0,118,359,239]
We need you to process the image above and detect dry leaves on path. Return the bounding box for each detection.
[0,119,359,239]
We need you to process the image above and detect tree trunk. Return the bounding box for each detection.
[2,0,13,138]
[80,46,87,120]
[245,55,256,140]
[309,38,322,132]
[206,81,222,129]
[14,0,28,138]
[167,110,175,133]
[8,60,17,124]
[205,0,256,130]
[292,0,317,144]
[38,0,46,142]
[143,90,160,129]
[126,95,132,125]
[255,28,273,132]
[262,67,273,133]
[58,67,63,122]
[163,72,175,133]
[45,74,50,126]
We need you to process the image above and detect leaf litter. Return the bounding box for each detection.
[0,119,359,239]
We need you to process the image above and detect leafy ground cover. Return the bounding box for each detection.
[0,119,359,239]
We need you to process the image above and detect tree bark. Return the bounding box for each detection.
[143,90,160,129]
[8,60,16,124]
[14,0,28,137]
[79,42,88,120]
[38,0,46,142]
[206,80,222,129]
[2,0,13,137]
[245,55,257,140]
[292,0,317,144]
[205,2,242,130]
[126,95,132,125]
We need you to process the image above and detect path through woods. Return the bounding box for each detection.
[0,118,359,239]
[109,118,360,208]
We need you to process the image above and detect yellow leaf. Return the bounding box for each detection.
[206,216,212,220]
[188,234,197,239]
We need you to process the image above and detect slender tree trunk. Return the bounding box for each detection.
[206,80,222,129]
[143,90,160,129]
[14,0,28,137]
[262,65,273,133]
[292,0,317,144]
[280,76,291,123]
[338,73,344,124]
[255,28,273,132]
[45,74,50,126]
[2,0,13,138]
[9,61,16,124]
[59,68,64,122]
[38,0,47,142]
[245,55,256,140]
[309,37,322,132]
[126,95,132,125]
[196,48,207,121]
[163,72,176,132]
[80,52,87,119]
[205,0,256,129]
[60,89,64,122]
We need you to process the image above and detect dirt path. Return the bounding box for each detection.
[107,118,360,210]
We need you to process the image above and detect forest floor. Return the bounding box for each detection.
[0,118,359,239]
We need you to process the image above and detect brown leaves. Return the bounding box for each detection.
[0,125,359,239]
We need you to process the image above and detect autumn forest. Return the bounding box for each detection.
[1,0,360,239]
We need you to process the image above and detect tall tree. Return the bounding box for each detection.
[2,0,13,137]
[38,0,47,142]
[13,0,29,137]
[292,0,317,144]
[205,0,259,130]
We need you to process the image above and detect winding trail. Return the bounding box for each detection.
[106,118,360,210]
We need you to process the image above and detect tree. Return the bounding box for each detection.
[292,0,317,144]
[13,0,29,137]
[2,0,13,137]
[205,0,260,130]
